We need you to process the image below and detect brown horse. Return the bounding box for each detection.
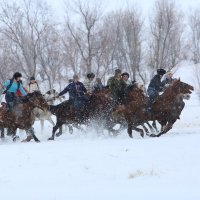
[0,91,49,142]
[113,79,194,138]
[48,88,115,140]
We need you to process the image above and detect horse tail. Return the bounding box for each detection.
[49,105,58,115]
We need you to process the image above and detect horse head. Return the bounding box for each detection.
[27,91,49,111]
[173,79,194,95]
[43,89,63,104]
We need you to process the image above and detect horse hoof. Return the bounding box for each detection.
[21,135,33,142]
[13,136,20,142]
[128,134,133,138]
[148,133,159,137]
[140,132,144,138]
[56,132,62,137]
[69,127,73,134]
[48,137,54,141]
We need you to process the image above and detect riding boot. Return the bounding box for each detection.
[7,102,14,112]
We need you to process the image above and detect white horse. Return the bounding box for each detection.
[34,89,73,135]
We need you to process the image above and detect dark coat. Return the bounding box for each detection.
[148,74,165,92]
[59,81,87,99]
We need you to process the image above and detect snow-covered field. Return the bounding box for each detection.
[0,65,200,200]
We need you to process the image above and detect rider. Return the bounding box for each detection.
[83,72,95,94]
[107,69,127,104]
[57,74,87,121]
[121,72,131,85]
[146,68,166,113]
[27,76,40,93]
[3,72,27,112]
[94,77,105,91]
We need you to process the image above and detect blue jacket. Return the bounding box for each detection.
[59,81,87,99]
[4,80,27,96]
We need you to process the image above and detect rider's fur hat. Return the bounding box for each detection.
[115,69,121,75]
[157,68,166,76]
[73,74,79,80]
[87,72,95,79]
[122,72,129,78]
[13,72,22,80]
[30,76,35,81]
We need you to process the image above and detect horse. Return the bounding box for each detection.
[112,79,194,138]
[32,89,72,135]
[48,88,116,140]
[0,91,49,142]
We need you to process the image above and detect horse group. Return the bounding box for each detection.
[0,79,194,142]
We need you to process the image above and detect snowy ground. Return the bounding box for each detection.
[1,65,200,200]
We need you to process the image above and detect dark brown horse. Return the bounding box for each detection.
[0,91,49,142]
[113,79,194,138]
[48,88,115,140]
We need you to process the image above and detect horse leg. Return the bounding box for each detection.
[22,127,40,142]
[56,126,63,137]
[0,127,5,139]
[40,120,44,133]
[128,121,133,138]
[9,128,19,142]
[145,121,155,133]
[141,124,149,134]
[156,120,175,137]
[68,125,73,134]
[48,122,62,140]
[48,117,55,126]
[132,126,144,138]
[152,120,159,132]
[149,118,175,137]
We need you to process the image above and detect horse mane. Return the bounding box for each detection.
[156,79,180,102]
[46,89,56,95]
[27,91,42,98]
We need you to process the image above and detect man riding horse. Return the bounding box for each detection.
[146,68,166,113]
[57,74,87,122]
[3,72,27,112]
[107,69,127,104]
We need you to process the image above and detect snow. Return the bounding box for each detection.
[1,64,200,200]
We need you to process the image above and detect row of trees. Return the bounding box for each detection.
[0,0,199,91]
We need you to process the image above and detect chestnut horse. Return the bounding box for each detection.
[48,89,115,140]
[0,91,49,142]
[113,79,194,138]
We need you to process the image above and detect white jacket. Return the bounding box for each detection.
[28,82,40,93]
[83,79,95,93]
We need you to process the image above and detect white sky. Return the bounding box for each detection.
[45,0,200,19]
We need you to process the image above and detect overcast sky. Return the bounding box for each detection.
[45,0,200,19]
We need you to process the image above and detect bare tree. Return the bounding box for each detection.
[62,29,82,75]
[0,0,51,78]
[64,0,102,74]
[37,25,64,90]
[148,0,184,73]
[0,34,16,82]
[189,9,200,64]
